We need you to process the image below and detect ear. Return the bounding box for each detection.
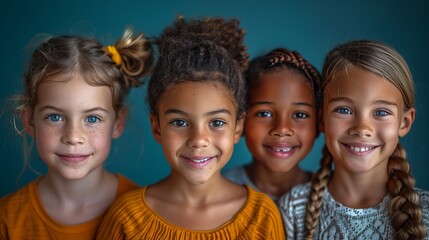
[112,108,127,139]
[22,110,35,137]
[398,107,415,137]
[149,113,162,143]
[234,113,246,143]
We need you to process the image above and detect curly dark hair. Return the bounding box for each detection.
[147,16,249,118]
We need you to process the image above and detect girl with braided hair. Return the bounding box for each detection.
[96,17,285,240]
[0,27,153,239]
[278,40,429,239]
[224,48,321,200]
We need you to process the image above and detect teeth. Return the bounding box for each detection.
[272,147,293,152]
[349,146,374,153]
[191,158,210,163]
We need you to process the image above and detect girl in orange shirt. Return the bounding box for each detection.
[97,16,285,240]
[0,27,153,239]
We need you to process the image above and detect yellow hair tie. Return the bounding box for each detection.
[106,46,122,65]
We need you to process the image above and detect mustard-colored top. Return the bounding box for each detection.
[96,185,285,239]
[0,174,139,240]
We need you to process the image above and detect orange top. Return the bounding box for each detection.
[0,174,139,240]
[96,185,285,239]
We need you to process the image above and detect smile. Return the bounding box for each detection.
[270,147,293,152]
[347,145,376,153]
[189,157,212,163]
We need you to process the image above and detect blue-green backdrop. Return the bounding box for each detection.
[1,0,428,197]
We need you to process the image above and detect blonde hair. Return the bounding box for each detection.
[18,27,153,115]
[304,40,426,239]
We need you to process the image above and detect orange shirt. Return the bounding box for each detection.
[0,174,139,240]
[96,185,285,240]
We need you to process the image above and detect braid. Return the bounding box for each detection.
[387,143,426,239]
[304,145,332,239]
[247,48,322,108]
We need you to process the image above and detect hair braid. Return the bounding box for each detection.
[387,143,427,239]
[246,48,321,108]
[304,146,332,239]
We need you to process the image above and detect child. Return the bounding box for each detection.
[224,48,321,200]
[96,17,285,239]
[277,40,429,239]
[0,28,153,239]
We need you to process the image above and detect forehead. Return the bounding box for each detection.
[324,67,403,104]
[158,81,237,115]
[36,74,113,109]
[250,70,313,98]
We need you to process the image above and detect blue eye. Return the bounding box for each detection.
[335,107,352,115]
[85,115,100,123]
[210,120,225,128]
[171,119,188,127]
[375,109,390,117]
[48,114,62,122]
[293,112,309,119]
[256,111,272,118]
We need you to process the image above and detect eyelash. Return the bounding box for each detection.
[45,114,101,124]
[333,107,392,117]
[169,119,226,128]
[255,111,309,119]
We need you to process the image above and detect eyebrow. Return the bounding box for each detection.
[38,105,110,113]
[164,108,232,116]
[328,97,398,107]
[248,101,314,108]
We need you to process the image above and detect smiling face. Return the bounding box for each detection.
[150,81,244,185]
[322,66,414,176]
[23,75,125,180]
[244,70,318,173]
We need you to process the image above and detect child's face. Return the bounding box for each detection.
[24,75,125,180]
[150,81,243,185]
[245,70,317,173]
[322,67,414,175]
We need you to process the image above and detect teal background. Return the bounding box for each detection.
[1,0,428,197]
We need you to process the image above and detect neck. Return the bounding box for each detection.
[246,161,311,198]
[328,166,388,208]
[155,171,236,207]
[38,167,114,204]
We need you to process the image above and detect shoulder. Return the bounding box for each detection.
[223,166,247,183]
[242,186,280,218]
[415,188,429,225]
[115,174,140,196]
[0,181,35,211]
[277,182,311,210]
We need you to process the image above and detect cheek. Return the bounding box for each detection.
[87,127,113,152]
[35,126,61,147]
[244,120,266,140]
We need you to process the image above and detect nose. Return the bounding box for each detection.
[269,116,294,137]
[61,122,85,145]
[348,116,374,138]
[187,125,209,148]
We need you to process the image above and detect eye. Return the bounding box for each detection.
[47,114,63,122]
[170,119,188,127]
[334,107,352,115]
[256,111,272,118]
[210,120,225,128]
[293,112,309,119]
[85,115,100,123]
[374,109,391,117]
